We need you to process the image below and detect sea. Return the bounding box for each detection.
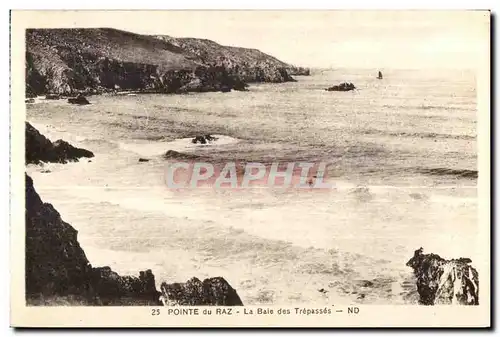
[25,68,478,305]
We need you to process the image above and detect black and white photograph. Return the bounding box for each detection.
[10,9,491,327]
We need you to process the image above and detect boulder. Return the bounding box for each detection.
[45,94,61,100]
[25,98,35,103]
[406,248,479,305]
[160,277,243,306]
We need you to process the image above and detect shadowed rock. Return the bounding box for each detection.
[45,94,60,100]
[26,174,243,306]
[138,158,150,162]
[25,122,94,164]
[325,82,356,92]
[26,28,302,96]
[160,277,243,306]
[406,248,479,305]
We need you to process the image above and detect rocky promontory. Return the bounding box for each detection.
[25,173,244,306]
[26,28,308,97]
[25,122,94,164]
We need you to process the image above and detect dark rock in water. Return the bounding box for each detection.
[160,277,243,306]
[90,267,160,305]
[325,82,356,92]
[25,173,161,305]
[25,98,35,103]
[406,248,479,305]
[26,122,94,164]
[68,94,90,105]
[138,158,150,162]
[45,94,60,100]
[220,86,232,93]
[318,288,328,294]
[192,134,218,144]
[163,150,200,160]
[26,28,299,96]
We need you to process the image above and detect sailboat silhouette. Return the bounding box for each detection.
[377,71,383,79]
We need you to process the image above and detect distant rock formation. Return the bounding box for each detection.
[406,248,479,305]
[25,122,94,164]
[325,82,356,92]
[25,28,306,96]
[160,277,243,306]
[138,158,150,162]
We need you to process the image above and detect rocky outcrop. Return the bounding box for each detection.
[25,122,94,164]
[26,28,306,96]
[67,94,90,105]
[325,82,356,92]
[26,173,244,306]
[160,277,243,306]
[406,248,479,305]
[192,135,218,144]
[163,150,200,160]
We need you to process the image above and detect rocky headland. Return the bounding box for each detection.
[25,126,243,306]
[26,28,309,97]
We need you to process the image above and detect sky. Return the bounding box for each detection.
[24,10,490,69]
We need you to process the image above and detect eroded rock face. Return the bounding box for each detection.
[325,82,356,92]
[25,173,243,306]
[406,248,479,305]
[160,277,243,306]
[25,122,94,164]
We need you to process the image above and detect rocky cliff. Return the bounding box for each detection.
[26,173,244,306]
[406,248,479,305]
[26,28,307,97]
[25,122,94,164]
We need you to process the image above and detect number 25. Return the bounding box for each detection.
[152,309,160,316]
